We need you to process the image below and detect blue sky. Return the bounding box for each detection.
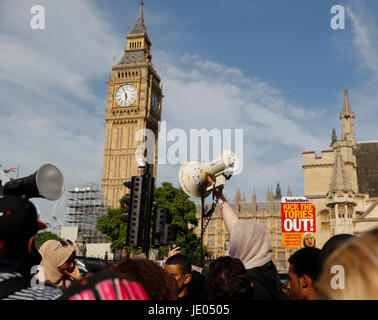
[1,0,377,226]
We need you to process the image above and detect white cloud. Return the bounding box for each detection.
[342,1,378,141]
[155,52,326,201]
[0,0,123,222]
[346,3,378,74]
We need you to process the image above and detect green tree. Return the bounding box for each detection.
[153,182,212,265]
[96,183,212,264]
[96,196,142,256]
[35,231,61,249]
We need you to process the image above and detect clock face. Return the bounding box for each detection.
[151,91,159,113]
[115,84,137,107]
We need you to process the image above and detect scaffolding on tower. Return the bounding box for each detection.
[64,182,108,244]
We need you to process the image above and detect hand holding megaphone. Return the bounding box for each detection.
[205,174,224,199]
[178,150,239,199]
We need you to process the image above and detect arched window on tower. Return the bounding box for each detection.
[320,209,330,232]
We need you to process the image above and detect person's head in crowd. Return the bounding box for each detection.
[59,271,149,300]
[287,247,321,300]
[315,228,378,300]
[229,220,286,300]
[229,220,273,270]
[319,233,356,268]
[0,195,46,274]
[109,257,177,300]
[186,268,205,300]
[303,232,316,248]
[37,239,77,290]
[164,254,192,299]
[204,256,254,300]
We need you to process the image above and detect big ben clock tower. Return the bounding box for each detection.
[102,1,162,208]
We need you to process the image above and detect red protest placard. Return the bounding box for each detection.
[281,200,316,248]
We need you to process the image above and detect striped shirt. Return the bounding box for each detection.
[0,272,62,300]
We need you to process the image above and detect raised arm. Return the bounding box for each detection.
[217,192,238,233]
[206,175,238,233]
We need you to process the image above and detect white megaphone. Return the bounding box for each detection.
[178,150,240,199]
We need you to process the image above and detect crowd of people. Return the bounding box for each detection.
[0,178,377,300]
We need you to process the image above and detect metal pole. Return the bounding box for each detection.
[143,163,154,259]
[200,193,205,268]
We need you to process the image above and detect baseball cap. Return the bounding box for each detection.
[59,271,149,300]
[0,195,47,243]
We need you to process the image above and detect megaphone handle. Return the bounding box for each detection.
[189,201,217,265]
[204,191,218,217]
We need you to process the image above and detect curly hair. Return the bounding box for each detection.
[204,256,254,300]
[109,258,177,300]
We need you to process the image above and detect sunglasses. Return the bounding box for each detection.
[55,240,69,251]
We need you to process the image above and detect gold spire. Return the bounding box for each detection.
[252,187,257,212]
[340,89,355,119]
[287,185,293,197]
[340,88,356,145]
[235,188,241,202]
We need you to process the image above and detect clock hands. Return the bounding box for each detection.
[116,85,136,106]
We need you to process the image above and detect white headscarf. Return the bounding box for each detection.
[229,220,273,269]
[37,239,75,289]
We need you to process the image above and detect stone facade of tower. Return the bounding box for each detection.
[195,186,296,273]
[303,89,378,247]
[102,2,162,208]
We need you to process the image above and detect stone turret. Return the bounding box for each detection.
[274,183,282,200]
[340,89,356,146]
[235,189,241,213]
[252,188,257,212]
[326,148,356,235]
[287,185,293,197]
[330,128,337,148]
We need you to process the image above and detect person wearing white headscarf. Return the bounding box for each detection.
[36,240,81,290]
[229,220,273,269]
[206,175,286,300]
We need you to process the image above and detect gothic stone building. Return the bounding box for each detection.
[303,89,378,247]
